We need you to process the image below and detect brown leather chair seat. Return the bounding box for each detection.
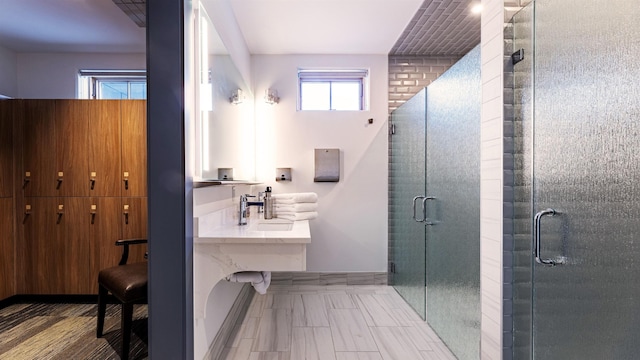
[98,262,147,303]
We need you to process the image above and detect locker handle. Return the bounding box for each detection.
[90,178,96,190]
[23,206,31,224]
[124,178,129,190]
[90,205,97,224]
[91,212,96,224]
[23,178,30,189]
[56,212,64,224]
[56,178,63,189]
[124,212,129,225]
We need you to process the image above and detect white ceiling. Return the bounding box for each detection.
[228,0,424,55]
[0,0,145,53]
[0,0,423,55]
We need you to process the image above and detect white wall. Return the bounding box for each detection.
[480,0,505,359]
[16,52,145,98]
[252,54,389,272]
[0,45,17,97]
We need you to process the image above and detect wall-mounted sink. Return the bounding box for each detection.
[193,215,310,319]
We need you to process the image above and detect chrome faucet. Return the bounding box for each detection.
[239,194,264,225]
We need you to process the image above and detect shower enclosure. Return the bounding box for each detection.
[390,46,481,360]
[512,0,640,358]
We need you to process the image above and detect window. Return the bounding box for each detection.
[298,69,368,111]
[78,70,147,99]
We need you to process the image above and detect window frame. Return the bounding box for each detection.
[298,69,368,111]
[78,70,147,99]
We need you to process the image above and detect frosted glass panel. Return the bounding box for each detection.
[425,45,481,360]
[390,89,426,319]
[518,0,640,358]
[511,3,534,359]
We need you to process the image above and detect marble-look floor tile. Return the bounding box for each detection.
[354,294,398,327]
[249,351,290,360]
[335,352,384,360]
[290,327,336,360]
[253,309,292,352]
[248,294,266,318]
[369,327,423,360]
[265,294,293,309]
[293,294,329,327]
[228,317,260,347]
[328,309,378,352]
[324,294,356,309]
[223,338,253,360]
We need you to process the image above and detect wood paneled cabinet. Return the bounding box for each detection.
[0,101,14,197]
[121,100,147,197]
[22,100,128,198]
[5,99,148,297]
[0,198,14,300]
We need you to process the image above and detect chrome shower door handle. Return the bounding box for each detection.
[534,208,557,266]
[412,195,426,222]
[422,196,437,225]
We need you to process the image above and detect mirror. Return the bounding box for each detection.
[195,2,255,182]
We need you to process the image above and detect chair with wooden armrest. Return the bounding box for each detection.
[96,238,148,360]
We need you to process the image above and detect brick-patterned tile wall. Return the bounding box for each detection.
[388,56,460,114]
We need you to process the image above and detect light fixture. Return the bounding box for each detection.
[471,3,483,14]
[264,88,279,105]
[230,89,244,104]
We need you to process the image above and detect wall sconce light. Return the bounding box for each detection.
[230,89,244,104]
[264,88,279,105]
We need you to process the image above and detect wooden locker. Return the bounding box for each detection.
[88,101,121,197]
[21,197,92,294]
[0,100,13,198]
[60,197,92,294]
[89,197,122,294]
[23,100,57,197]
[55,100,89,197]
[121,197,148,263]
[121,100,147,197]
[21,197,62,293]
[0,198,14,300]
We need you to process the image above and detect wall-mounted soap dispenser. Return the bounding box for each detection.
[276,168,292,182]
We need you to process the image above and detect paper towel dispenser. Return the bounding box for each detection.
[314,148,340,182]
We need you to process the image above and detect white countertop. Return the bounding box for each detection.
[195,216,311,244]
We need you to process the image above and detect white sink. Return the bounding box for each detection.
[252,220,293,231]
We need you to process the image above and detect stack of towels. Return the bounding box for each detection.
[272,192,318,221]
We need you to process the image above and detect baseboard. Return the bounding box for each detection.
[0,294,147,310]
[0,294,99,309]
[204,283,254,360]
[270,271,388,286]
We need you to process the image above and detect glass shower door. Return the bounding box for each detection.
[531,0,640,358]
[390,89,426,319]
[425,46,481,360]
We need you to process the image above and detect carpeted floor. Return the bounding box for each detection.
[0,302,147,360]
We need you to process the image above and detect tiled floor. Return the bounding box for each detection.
[221,285,456,360]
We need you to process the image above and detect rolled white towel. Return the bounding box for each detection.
[272,192,318,203]
[276,211,318,221]
[274,203,318,213]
